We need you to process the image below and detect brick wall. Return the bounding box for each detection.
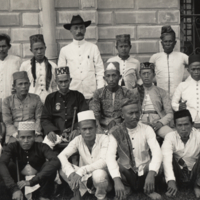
[0,0,40,61]
[0,0,180,63]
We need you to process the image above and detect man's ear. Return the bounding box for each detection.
[103,76,106,81]
[174,40,177,46]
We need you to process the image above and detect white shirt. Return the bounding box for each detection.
[172,78,200,122]
[149,51,188,97]
[106,122,162,178]
[20,60,57,103]
[0,55,21,100]
[58,134,109,178]
[58,39,104,99]
[107,55,141,86]
[161,129,200,182]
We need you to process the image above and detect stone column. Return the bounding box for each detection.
[41,0,57,63]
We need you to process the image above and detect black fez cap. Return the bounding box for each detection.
[160,25,176,39]
[174,109,192,122]
[140,62,155,72]
[30,34,45,45]
[121,98,139,108]
[189,55,200,66]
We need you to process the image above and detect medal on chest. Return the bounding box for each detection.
[56,102,61,111]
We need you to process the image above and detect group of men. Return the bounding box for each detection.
[0,14,200,200]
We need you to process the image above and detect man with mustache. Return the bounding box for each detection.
[2,71,43,144]
[20,34,57,103]
[162,110,200,198]
[136,62,173,138]
[106,98,162,200]
[149,26,188,98]
[90,62,138,132]
[58,15,104,103]
[172,55,200,129]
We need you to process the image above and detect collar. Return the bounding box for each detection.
[14,93,29,102]
[73,39,85,46]
[144,85,154,91]
[191,78,200,84]
[58,90,71,97]
[118,55,130,61]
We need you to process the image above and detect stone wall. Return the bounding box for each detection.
[0,0,180,63]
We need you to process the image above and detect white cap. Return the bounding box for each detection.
[78,110,95,122]
[18,122,35,131]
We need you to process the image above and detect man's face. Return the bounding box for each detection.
[188,62,200,81]
[161,34,176,54]
[79,120,97,142]
[175,116,192,139]
[0,40,10,60]
[122,104,140,128]
[116,41,131,58]
[104,70,121,89]
[56,74,71,93]
[14,78,30,96]
[70,24,86,41]
[18,131,35,150]
[140,69,154,86]
[31,42,46,62]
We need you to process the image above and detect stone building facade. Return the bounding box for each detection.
[0,0,180,63]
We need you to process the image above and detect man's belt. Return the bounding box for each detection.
[142,111,158,115]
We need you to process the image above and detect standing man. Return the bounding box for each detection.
[0,34,21,100]
[172,55,200,129]
[20,34,57,103]
[149,26,188,97]
[41,67,88,148]
[2,71,43,144]
[58,15,104,102]
[0,122,61,200]
[107,98,162,200]
[162,110,200,198]
[58,110,112,200]
[137,62,173,138]
[107,34,141,89]
[90,62,138,131]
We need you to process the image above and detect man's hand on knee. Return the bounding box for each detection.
[113,177,126,200]
[47,131,57,143]
[12,190,23,200]
[68,172,82,191]
[144,171,156,194]
[166,180,177,197]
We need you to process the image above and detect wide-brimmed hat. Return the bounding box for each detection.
[63,15,91,30]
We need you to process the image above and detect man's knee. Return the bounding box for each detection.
[92,169,109,187]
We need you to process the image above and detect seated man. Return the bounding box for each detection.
[172,55,200,129]
[107,98,162,200]
[107,34,141,89]
[58,110,112,200]
[137,62,173,138]
[0,122,61,200]
[162,110,200,198]
[20,34,57,104]
[41,66,88,149]
[90,62,138,131]
[2,71,43,144]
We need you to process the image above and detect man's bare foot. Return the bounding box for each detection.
[145,192,162,200]
[165,190,175,197]
[194,186,200,198]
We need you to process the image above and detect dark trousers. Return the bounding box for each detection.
[173,156,200,188]
[119,164,162,192]
[8,161,56,198]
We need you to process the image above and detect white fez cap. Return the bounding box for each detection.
[18,122,35,131]
[78,110,95,122]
